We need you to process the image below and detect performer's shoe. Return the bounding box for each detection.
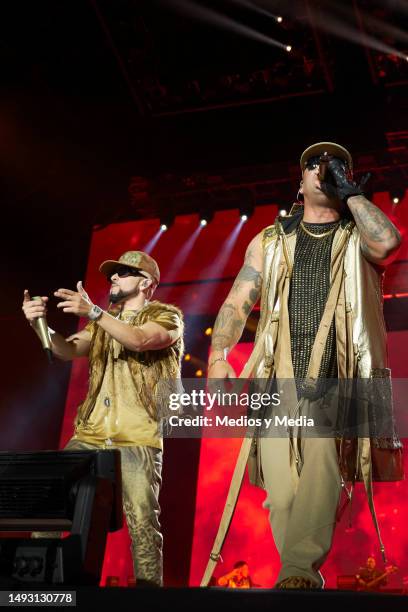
[275,576,321,590]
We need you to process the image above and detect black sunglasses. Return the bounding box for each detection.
[108,266,146,280]
[305,155,347,172]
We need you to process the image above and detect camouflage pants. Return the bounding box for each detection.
[32,438,163,586]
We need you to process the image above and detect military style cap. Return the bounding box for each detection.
[300,141,353,173]
[99,251,160,283]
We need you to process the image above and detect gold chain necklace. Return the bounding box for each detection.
[300,220,340,239]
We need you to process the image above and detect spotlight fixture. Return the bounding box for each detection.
[199,210,214,227]
[279,209,288,217]
[195,369,203,377]
[205,327,213,336]
[286,45,292,52]
[239,199,254,222]
[159,213,174,231]
[184,354,191,361]
[276,16,283,23]
[389,187,406,205]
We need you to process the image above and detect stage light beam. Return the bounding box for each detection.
[180,216,247,312]
[229,0,284,25]
[277,1,408,62]
[172,0,290,52]
[332,0,408,47]
[308,2,408,62]
[156,222,203,302]
[142,228,165,253]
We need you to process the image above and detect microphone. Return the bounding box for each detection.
[318,152,330,182]
[32,296,53,363]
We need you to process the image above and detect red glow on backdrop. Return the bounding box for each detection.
[60,195,408,587]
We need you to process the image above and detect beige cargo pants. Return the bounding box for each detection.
[259,389,342,587]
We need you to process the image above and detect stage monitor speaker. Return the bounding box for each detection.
[0,450,122,586]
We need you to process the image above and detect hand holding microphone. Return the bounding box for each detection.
[319,156,371,204]
[22,290,53,363]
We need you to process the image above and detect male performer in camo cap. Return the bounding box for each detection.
[23,250,184,586]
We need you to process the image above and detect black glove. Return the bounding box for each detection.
[320,158,370,204]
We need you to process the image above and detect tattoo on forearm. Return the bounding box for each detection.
[212,303,245,352]
[348,196,400,244]
[212,247,262,350]
[242,286,261,316]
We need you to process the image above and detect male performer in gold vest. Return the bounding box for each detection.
[208,143,401,589]
[22,251,184,587]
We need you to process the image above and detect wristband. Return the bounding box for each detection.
[209,357,227,370]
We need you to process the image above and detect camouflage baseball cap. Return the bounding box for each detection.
[99,251,160,283]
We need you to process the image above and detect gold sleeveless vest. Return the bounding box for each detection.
[248,210,403,487]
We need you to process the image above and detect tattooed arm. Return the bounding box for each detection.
[347,195,401,265]
[208,233,263,378]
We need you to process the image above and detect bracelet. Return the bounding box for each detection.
[208,357,227,370]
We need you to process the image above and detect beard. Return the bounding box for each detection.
[109,287,139,304]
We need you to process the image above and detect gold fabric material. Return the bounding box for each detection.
[73,301,184,448]
[249,215,395,482]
